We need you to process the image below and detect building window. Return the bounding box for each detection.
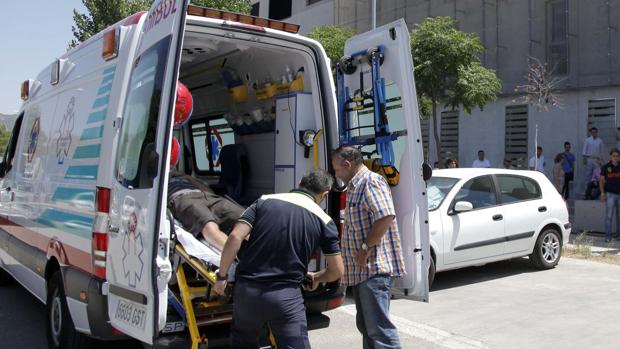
[251,3,260,16]
[505,105,528,169]
[269,0,292,20]
[588,99,616,157]
[547,0,568,74]
[307,0,322,5]
[440,110,459,164]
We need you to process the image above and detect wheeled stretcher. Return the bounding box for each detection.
[171,225,276,349]
[171,225,233,349]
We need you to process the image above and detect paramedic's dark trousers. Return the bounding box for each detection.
[231,279,310,349]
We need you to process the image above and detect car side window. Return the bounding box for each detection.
[454,175,497,210]
[497,175,541,204]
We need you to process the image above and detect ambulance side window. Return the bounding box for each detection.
[0,113,24,177]
[190,117,234,174]
[115,36,171,189]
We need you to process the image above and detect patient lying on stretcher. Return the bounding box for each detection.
[168,171,244,252]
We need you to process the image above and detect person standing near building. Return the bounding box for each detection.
[562,142,576,199]
[583,127,605,191]
[552,153,565,194]
[331,146,405,349]
[472,150,491,168]
[215,169,344,348]
[529,146,546,172]
[599,149,620,242]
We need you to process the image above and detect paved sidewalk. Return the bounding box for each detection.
[567,231,620,256]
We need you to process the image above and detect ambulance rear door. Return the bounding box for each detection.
[106,0,188,343]
[340,19,430,301]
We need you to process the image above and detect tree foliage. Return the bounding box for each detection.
[0,126,11,156]
[307,25,354,67]
[70,0,251,47]
[411,16,501,163]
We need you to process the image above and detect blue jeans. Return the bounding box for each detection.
[605,192,620,240]
[351,275,402,349]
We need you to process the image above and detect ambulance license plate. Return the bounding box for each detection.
[114,299,147,330]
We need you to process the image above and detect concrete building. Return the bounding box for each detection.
[252,0,620,196]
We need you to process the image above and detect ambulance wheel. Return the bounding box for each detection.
[0,267,13,286]
[46,271,92,349]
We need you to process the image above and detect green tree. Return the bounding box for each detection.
[0,126,11,156]
[307,25,354,68]
[411,17,501,164]
[70,0,252,47]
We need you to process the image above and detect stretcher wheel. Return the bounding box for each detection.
[339,55,357,75]
[366,47,385,66]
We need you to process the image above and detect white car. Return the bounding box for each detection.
[426,168,571,286]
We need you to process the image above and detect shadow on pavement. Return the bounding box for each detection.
[429,257,539,292]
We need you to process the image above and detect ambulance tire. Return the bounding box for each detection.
[0,267,13,286]
[46,272,92,349]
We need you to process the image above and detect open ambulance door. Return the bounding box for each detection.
[340,19,430,301]
[106,0,188,343]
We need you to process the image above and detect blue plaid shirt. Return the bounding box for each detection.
[341,166,405,286]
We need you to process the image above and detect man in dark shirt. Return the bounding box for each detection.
[168,172,244,250]
[215,169,344,348]
[599,149,620,242]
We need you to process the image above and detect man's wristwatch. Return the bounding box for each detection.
[361,242,369,251]
[216,273,227,281]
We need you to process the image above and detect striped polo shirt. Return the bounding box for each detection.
[236,190,341,286]
[342,166,405,286]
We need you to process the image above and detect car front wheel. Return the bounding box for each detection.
[529,229,562,270]
[428,255,436,288]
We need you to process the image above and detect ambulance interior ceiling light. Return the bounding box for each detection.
[187,5,300,34]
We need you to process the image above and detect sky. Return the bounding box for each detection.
[0,1,86,114]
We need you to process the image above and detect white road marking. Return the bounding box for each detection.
[336,304,492,349]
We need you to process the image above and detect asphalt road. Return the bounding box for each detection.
[2,257,619,348]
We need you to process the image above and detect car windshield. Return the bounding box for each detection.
[428,176,459,210]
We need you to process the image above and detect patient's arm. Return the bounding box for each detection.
[201,221,228,251]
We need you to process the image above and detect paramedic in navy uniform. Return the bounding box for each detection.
[215,169,345,348]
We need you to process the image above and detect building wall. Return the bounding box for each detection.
[254,0,620,196]
[250,0,335,34]
[427,86,620,190]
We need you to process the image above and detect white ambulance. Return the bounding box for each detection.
[0,0,430,347]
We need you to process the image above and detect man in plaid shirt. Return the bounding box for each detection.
[332,146,405,349]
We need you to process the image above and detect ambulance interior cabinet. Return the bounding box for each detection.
[274,93,315,193]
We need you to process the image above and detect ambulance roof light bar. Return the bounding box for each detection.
[102,27,120,61]
[21,80,30,100]
[187,5,300,34]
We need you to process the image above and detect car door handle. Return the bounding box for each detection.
[538,206,547,212]
[492,214,503,221]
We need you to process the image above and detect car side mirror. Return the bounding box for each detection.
[454,201,474,213]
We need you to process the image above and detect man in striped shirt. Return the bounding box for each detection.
[332,146,405,349]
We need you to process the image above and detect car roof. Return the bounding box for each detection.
[432,168,543,180]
